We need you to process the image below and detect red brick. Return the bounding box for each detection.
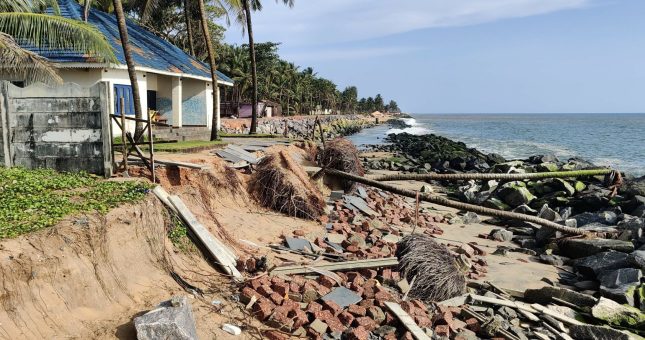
[359,269,378,279]
[252,297,275,320]
[326,316,345,333]
[318,275,337,289]
[264,330,289,340]
[385,311,396,325]
[293,309,309,329]
[347,304,367,316]
[367,306,386,324]
[364,279,379,289]
[465,318,481,332]
[313,309,334,322]
[257,284,274,297]
[345,326,369,340]
[411,299,428,312]
[272,282,290,297]
[249,275,270,290]
[338,311,355,325]
[414,314,432,328]
[289,282,301,294]
[322,299,343,316]
[435,324,450,337]
[346,245,359,253]
[240,287,258,303]
[282,299,300,311]
[271,276,286,285]
[354,316,378,331]
[268,306,294,331]
[291,275,306,286]
[402,332,414,340]
[391,271,401,282]
[269,292,284,305]
[374,290,392,301]
[358,299,374,309]
[317,285,331,296]
[362,287,375,299]
[293,229,306,236]
[306,301,323,314]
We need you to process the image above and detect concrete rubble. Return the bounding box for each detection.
[134,296,197,340]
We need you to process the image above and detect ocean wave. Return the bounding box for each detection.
[400,118,419,126]
[386,126,432,135]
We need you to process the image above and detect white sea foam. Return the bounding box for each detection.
[386,118,431,135]
[386,126,431,135]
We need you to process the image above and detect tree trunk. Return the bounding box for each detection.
[196,0,219,140]
[244,0,259,135]
[371,169,615,182]
[113,0,144,138]
[324,169,589,236]
[183,0,195,56]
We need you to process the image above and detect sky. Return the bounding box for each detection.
[223,0,645,114]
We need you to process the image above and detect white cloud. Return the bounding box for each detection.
[282,46,426,62]
[225,0,591,45]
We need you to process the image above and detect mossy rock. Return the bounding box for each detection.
[537,162,560,172]
[592,297,645,330]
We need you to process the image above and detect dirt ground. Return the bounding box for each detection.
[0,143,559,339]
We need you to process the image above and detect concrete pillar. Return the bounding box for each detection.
[205,82,213,129]
[171,77,182,127]
[216,85,221,130]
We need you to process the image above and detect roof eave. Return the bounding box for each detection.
[55,62,234,86]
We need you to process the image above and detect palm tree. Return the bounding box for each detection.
[0,0,116,84]
[110,0,147,137]
[196,0,221,140]
[239,0,294,134]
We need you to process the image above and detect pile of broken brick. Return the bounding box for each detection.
[236,186,642,339]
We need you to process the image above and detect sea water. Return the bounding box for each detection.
[348,113,645,177]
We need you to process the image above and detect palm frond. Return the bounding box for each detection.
[0,0,59,13]
[140,0,161,23]
[0,12,116,63]
[0,32,62,84]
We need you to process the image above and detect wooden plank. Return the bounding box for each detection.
[168,195,242,280]
[270,257,398,276]
[154,159,210,170]
[384,302,431,340]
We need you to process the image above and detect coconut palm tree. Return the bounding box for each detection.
[237,0,293,134]
[196,0,221,140]
[0,0,116,84]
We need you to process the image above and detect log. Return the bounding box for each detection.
[270,257,398,276]
[325,169,589,236]
[371,169,615,182]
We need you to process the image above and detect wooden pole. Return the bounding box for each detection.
[146,109,155,182]
[120,96,128,172]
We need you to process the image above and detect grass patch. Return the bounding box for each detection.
[150,140,227,152]
[167,214,196,253]
[0,167,152,239]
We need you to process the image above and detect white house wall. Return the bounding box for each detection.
[55,67,219,133]
[182,78,207,126]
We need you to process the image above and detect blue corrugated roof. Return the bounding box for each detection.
[35,0,233,84]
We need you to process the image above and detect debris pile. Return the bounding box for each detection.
[249,150,325,219]
[318,138,365,191]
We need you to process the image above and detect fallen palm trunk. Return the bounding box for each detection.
[371,168,615,182]
[325,169,589,236]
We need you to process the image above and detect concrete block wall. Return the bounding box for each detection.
[0,81,112,176]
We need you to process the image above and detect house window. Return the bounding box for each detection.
[114,84,135,116]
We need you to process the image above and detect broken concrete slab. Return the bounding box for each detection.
[134,296,197,340]
[569,324,633,340]
[321,286,362,309]
[592,297,645,330]
[524,286,597,310]
[559,239,635,259]
[573,251,631,278]
[285,238,314,252]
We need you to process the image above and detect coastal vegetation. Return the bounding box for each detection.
[0,167,151,239]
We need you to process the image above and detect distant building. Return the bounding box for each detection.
[14,0,233,130]
[237,100,283,118]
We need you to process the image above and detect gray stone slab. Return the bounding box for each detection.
[285,237,313,252]
[321,286,362,308]
[134,296,197,340]
[344,195,378,217]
